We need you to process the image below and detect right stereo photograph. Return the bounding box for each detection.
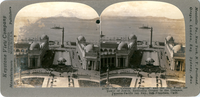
[99,1,185,88]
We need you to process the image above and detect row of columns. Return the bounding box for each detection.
[175,60,184,71]
[101,57,115,68]
[28,56,40,68]
[101,56,129,68]
[83,60,98,70]
[170,59,185,71]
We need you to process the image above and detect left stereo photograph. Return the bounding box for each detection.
[13,2,101,88]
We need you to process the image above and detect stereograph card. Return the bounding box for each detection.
[0,0,200,96]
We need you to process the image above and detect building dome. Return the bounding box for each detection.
[78,36,86,42]
[166,36,174,41]
[85,44,94,52]
[129,34,137,40]
[128,42,134,48]
[41,34,49,40]
[117,42,128,50]
[29,41,33,44]
[40,42,46,49]
[30,42,40,50]
[173,45,181,53]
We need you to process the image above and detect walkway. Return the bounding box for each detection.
[100,76,167,87]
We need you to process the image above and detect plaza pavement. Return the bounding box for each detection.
[100,75,167,87]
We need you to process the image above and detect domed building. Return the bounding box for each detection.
[40,42,46,49]
[173,45,182,53]
[85,44,94,53]
[76,36,99,71]
[129,34,137,40]
[165,36,174,44]
[14,34,50,69]
[30,42,40,50]
[40,34,49,49]
[164,36,185,71]
[100,34,137,70]
[117,42,128,50]
[40,34,49,40]
[78,36,86,42]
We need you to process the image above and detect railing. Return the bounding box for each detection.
[173,53,185,57]
[85,53,97,56]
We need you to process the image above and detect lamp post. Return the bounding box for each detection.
[18,58,24,86]
[106,65,110,87]
[139,26,153,48]
[51,27,65,48]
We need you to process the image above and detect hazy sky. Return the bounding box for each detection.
[101,1,184,19]
[14,2,99,36]
[15,1,184,37]
[16,2,99,19]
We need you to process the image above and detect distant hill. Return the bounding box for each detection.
[101,16,185,43]
[16,16,185,43]
[17,16,100,42]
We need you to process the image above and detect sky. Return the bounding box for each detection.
[14,2,99,36]
[14,1,186,40]
[16,2,99,19]
[101,1,184,19]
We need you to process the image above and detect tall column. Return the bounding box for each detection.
[183,61,185,71]
[38,57,40,68]
[123,58,125,67]
[114,58,116,68]
[28,56,30,68]
[87,61,90,70]
[92,61,94,70]
[108,58,110,67]
[118,58,121,67]
[94,61,97,70]
[116,56,118,67]
[171,59,175,70]
[83,59,86,69]
[103,58,105,68]
[126,56,129,67]
[61,28,64,48]
[174,61,177,71]
[91,61,92,70]
[180,61,182,71]
[86,60,88,70]
[149,27,153,48]
[107,58,108,67]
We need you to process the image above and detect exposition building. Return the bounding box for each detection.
[76,36,100,71]
[100,34,137,70]
[14,34,49,69]
[164,36,185,71]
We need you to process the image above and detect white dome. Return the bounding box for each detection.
[78,36,86,42]
[85,44,94,52]
[173,45,181,53]
[41,34,49,40]
[128,42,134,48]
[117,42,128,50]
[166,36,174,41]
[40,42,46,49]
[29,42,33,44]
[30,42,40,50]
[129,34,137,40]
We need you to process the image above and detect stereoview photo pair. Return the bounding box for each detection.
[1,0,200,96]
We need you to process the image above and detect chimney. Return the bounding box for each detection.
[61,28,64,48]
